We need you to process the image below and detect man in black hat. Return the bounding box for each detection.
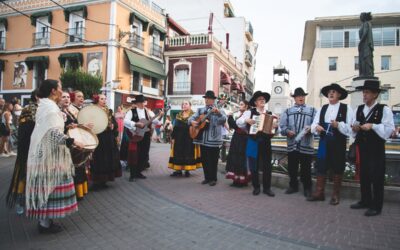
[236,90,276,196]
[279,87,316,197]
[350,80,394,216]
[189,90,227,186]
[308,83,353,205]
[124,94,163,181]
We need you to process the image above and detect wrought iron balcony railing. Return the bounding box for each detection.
[33,31,50,46]
[66,27,85,43]
[128,33,144,51]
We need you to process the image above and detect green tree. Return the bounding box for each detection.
[60,69,103,98]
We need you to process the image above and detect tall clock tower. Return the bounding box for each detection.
[268,62,292,115]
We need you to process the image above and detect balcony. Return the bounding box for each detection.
[66,27,85,43]
[128,33,144,51]
[0,36,4,50]
[33,31,50,47]
[167,34,210,47]
[245,22,253,41]
[245,76,254,93]
[173,82,191,95]
[151,43,162,58]
[245,50,253,67]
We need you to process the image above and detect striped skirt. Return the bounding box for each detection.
[26,177,78,219]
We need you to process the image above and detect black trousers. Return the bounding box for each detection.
[287,151,312,190]
[130,132,151,177]
[249,139,272,190]
[200,145,220,182]
[359,144,386,212]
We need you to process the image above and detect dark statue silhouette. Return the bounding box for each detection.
[358,12,374,78]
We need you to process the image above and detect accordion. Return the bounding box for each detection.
[249,113,278,135]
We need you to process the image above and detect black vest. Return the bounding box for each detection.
[355,104,385,145]
[319,103,347,141]
[130,108,149,122]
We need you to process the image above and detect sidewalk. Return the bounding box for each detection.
[1,143,399,250]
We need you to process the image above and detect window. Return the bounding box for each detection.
[0,26,5,50]
[174,67,190,94]
[381,56,391,70]
[151,77,159,89]
[64,59,80,71]
[380,90,389,101]
[354,56,359,71]
[34,16,50,46]
[132,71,141,91]
[68,11,85,43]
[382,27,396,46]
[329,57,337,71]
[33,63,46,88]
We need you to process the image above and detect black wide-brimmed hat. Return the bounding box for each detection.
[321,83,348,100]
[249,91,271,107]
[132,94,146,103]
[355,79,383,93]
[291,87,308,97]
[202,90,217,99]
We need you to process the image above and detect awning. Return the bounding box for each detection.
[124,49,166,79]
[30,11,52,26]
[220,71,231,85]
[64,6,88,22]
[0,60,5,71]
[231,82,240,91]
[175,64,189,71]
[148,24,166,41]
[129,12,149,31]
[25,56,49,70]
[0,18,8,31]
[58,53,83,67]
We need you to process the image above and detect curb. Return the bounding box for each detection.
[218,162,400,203]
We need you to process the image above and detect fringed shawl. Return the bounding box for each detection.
[26,98,74,210]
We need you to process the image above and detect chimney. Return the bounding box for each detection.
[208,12,214,34]
[226,33,230,50]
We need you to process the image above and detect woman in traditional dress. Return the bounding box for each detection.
[6,90,38,215]
[90,94,122,190]
[25,79,84,234]
[225,100,250,187]
[168,100,202,177]
[59,92,89,201]
[0,102,15,156]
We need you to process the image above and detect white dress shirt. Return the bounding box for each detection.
[352,101,395,140]
[124,108,161,131]
[311,102,353,137]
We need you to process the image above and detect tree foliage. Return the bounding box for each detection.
[60,69,103,98]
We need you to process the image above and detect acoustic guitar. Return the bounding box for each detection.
[189,101,225,139]
[127,107,170,142]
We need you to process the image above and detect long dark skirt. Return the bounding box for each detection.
[6,121,34,208]
[225,132,249,184]
[90,129,122,183]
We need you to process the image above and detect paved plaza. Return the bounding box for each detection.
[1,143,399,250]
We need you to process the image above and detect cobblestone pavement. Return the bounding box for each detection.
[1,143,399,250]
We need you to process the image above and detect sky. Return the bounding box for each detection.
[158,0,400,93]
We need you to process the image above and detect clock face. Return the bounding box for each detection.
[274,86,283,94]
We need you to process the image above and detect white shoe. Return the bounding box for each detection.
[0,153,10,158]
[8,151,17,156]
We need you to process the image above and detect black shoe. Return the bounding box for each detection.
[38,222,63,234]
[136,173,147,179]
[170,171,183,177]
[263,189,275,197]
[129,177,136,182]
[285,187,299,194]
[201,180,209,185]
[350,202,369,209]
[76,196,84,202]
[145,162,150,169]
[303,189,312,198]
[253,187,261,196]
[184,171,190,177]
[208,181,217,186]
[364,209,381,217]
[230,183,240,187]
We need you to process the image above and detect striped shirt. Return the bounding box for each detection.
[279,105,316,154]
